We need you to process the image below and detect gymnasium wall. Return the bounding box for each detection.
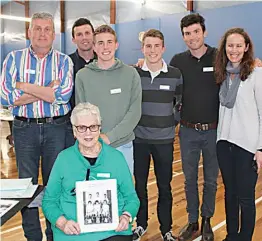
[1,1,261,70]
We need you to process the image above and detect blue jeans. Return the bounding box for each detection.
[65,122,75,148]
[179,125,219,223]
[116,141,134,175]
[13,117,69,241]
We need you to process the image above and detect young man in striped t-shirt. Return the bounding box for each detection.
[133,29,183,241]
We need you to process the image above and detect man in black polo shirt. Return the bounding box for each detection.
[169,14,218,241]
[69,17,97,109]
[65,18,97,147]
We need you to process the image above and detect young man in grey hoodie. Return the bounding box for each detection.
[75,24,142,174]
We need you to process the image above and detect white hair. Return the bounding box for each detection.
[70,102,101,126]
[30,12,55,31]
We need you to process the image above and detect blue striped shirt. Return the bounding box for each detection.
[1,46,73,118]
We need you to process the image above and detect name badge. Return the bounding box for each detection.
[203,67,214,72]
[110,88,121,94]
[160,85,170,90]
[97,173,111,178]
[25,69,35,74]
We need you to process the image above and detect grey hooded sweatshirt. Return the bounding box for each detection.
[75,58,142,148]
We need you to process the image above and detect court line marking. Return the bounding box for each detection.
[192,195,262,241]
[149,159,182,171]
[148,164,203,186]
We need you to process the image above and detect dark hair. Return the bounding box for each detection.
[180,13,206,36]
[94,25,117,42]
[142,29,165,46]
[72,18,94,38]
[214,28,254,84]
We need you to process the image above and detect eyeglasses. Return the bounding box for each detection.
[74,124,100,133]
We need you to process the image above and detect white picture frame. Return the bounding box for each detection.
[76,179,119,233]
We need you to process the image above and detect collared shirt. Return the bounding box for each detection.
[169,45,219,123]
[142,59,168,83]
[1,46,73,118]
[134,61,183,144]
[69,50,97,109]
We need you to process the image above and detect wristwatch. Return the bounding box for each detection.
[122,211,132,223]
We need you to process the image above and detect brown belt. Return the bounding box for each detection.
[180,120,217,131]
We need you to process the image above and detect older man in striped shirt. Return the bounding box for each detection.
[1,12,73,241]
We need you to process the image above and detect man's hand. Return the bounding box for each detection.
[115,215,130,232]
[100,133,111,145]
[49,79,61,88]
[15,82,32,93]
[136,58,145,68]
[254,151,262,174]
[16,82,24,91]
[254,58,262,67]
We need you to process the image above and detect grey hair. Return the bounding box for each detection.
[71,102,102,126]
[30,12,55,31]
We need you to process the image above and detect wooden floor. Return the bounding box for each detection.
[1,121,262,241]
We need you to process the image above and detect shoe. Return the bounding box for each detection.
[178,222,199,241]
[162,231,178,241]
[201,217,214,241]
[132,226,147,241]
[6,135,14,146]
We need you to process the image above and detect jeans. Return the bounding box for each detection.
[217,141,258,241]
[13,117,69,241]
[65,121,75,148]
[134,142,174,235]
[116,141,134,175]
[179,125,219,223]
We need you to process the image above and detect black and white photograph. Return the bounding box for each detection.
[83,190,112,225]
[76,179,119,233]
[0,200,19,217]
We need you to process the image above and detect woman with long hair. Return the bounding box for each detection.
[215,28,262,241]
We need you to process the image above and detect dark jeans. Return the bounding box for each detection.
[65,121,75,148]
[101,235,132,241]
[217,141,258,241]
[8,121,13,134]
[13,117,69,241]
[134,142,174,235]
[179,125,219,223]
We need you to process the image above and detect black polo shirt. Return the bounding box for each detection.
[69,50,97,109]
[169,45,219,124]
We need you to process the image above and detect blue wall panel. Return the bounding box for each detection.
[159,13,188,63]
[116,2,262,64]
[115,18,161,65]
[199,2,262,59]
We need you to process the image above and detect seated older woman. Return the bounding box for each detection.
[42,102,139,241]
